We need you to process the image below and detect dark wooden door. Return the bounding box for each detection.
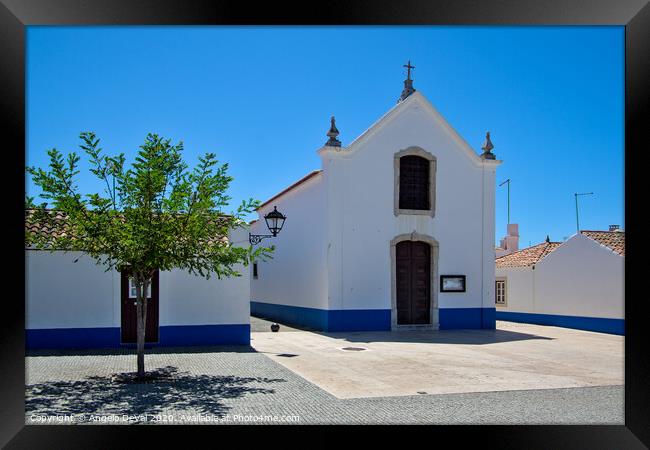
[396,241,431,325]
[121,269,159,343]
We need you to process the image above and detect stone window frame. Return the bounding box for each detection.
[390,232,439,331]
[394,146,437,217]
[495,277,507,307]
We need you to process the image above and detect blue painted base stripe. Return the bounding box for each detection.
[328,309,391,332]
[252,301,494,331]
[439,307,496,330]
[495,311,624,335]
[26,324,250,349]
[26,327,120,349]
[251,301,391,331]
[159,324,250,346]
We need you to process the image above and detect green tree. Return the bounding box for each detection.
[26,132,271,379]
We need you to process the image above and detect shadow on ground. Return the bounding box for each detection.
[26,365,286,421]
[310,328,555,345]
[251,316,554,345]
[251,315,317,333]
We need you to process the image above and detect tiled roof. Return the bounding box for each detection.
[25,209,73,242]
[496,230,625,268]
[25,209,230,248]
[495,241,562,268]
[581,230,625,256]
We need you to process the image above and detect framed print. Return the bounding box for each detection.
[440,275,466,292]
[3,0,649,448]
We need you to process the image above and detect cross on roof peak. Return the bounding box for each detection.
[398,60,416,103]
[403,60,415,80]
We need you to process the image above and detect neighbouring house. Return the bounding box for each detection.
[25,211,251,349]
[495,229,625,335]
[250,68,502,332]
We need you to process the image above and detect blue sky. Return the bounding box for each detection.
[26,26,624,247]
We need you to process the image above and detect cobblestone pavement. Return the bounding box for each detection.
[26,346,623,425]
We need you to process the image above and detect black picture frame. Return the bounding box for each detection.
[2,0,648,447]
[440,275,467,293]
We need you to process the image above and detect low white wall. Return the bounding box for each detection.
[26,227,251,330]
[159,264,249,326]
[26,250,118,329]
[535,234,624,319]
[496,234,624,319]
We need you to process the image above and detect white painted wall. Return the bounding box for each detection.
[535,234,624,319]
[495,267,535,312]
[159,226,250,326]
[323,93,497,312]
[496,233,624,319]
[252,91,499,315]
[26,250,119,329]
[26,226,251,329]
[250,174,329,310]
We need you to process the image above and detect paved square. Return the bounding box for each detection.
[251,321,624,399]
[25,321,624,425]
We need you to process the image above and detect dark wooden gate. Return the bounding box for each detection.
[120,269,159,343]
[396,241,431,325]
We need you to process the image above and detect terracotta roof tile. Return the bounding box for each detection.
[25,209,230,248]
[495,241,562,268]
[581,230,625,256]
[25,209,73,243]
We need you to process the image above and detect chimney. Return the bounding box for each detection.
[496,223,520,257]
[504,223,519,252]
[608,224,620,232]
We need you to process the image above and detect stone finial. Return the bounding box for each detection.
[545,235,551,243]
[480,131,496,160]
[325,116,341,147]
[398,60,416,103]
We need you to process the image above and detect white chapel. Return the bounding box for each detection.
[251,64,502,331]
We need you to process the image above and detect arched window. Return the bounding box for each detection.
[394,147,436,216]
[399,155,430,210]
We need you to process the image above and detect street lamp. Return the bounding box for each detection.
[574,192,594,233]
[249,206,287,245]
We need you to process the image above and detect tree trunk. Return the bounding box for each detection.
[136,278,149,380]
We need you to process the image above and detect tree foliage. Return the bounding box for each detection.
[26,132,271,277]
[26,132,271,378]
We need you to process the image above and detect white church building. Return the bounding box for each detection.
[251,68,502,332]
[495,229,625,335]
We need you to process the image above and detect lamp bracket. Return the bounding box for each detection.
[249,234,275,245]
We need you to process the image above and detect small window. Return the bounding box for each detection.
[253,263,258,279]
[128,277,151,299]
[495,279,507,306]
[399,155,430,210]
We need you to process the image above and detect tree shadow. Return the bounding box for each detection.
[26,365,286,422]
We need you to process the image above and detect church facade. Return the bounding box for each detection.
[251,72,502,331]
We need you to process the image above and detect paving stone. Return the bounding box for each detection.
[25,347,623,425]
